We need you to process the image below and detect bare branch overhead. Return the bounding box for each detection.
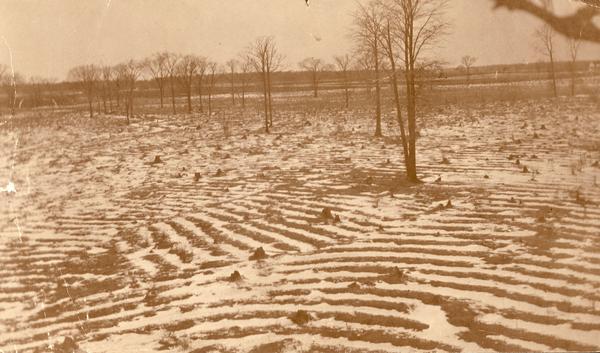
[491,0,600,42]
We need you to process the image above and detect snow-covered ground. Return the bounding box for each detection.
[1,96,599,352]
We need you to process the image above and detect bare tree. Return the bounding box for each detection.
[534,0,558,97]
[114,64,127,116]
[176,55,201,113]
[113,63,126,108]
[377,5,409,172]
[196,58,208,113]
[206,61,219,116]
[68,64,99,118]
[122,60,143,124]
[298,57,326,98]
[567,31,583,96]
[247,36,284,133]
[226,59,237,105]
[238,54,252,109]
[352,0,385,137]
[461,55,477,85]
[334,54,353,109]
[164,52,180,114]
[384,0,449,182]
[265,40,283,129]
[101,66,113,113]
[145,52,168,109]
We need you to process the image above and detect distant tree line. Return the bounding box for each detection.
[1,0,597,182]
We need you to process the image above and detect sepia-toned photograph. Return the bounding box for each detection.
[1,0,599,352]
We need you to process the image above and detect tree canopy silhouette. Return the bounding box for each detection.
[491,0,600,43]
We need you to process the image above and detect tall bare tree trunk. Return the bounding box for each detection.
[404,12,418,183]
[262,72,269,133]
[373,42,382,137]
[406,67,417,182]
[267,70,274,127]
[384,23,409,173]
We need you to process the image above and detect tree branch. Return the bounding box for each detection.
[491,0,600,42]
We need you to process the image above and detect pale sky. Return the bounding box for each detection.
[0,0,598,80]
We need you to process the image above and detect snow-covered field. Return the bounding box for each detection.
[1,96,599,352]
